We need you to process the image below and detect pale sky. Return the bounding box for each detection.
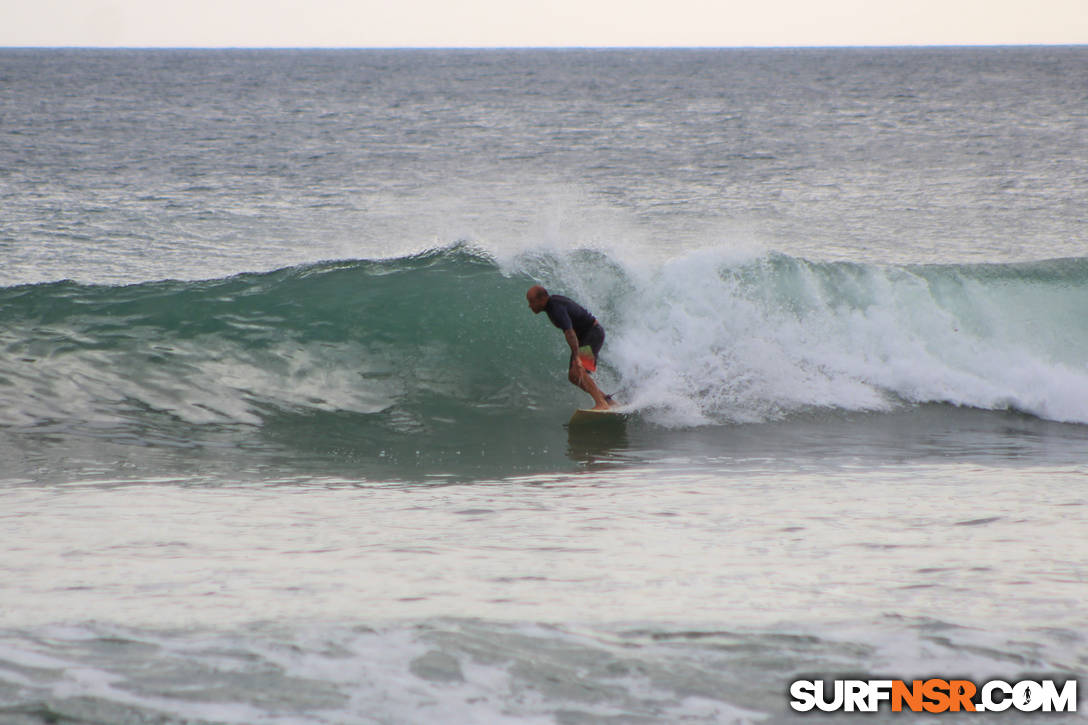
[4,0,1087,47]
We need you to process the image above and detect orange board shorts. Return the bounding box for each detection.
[571,323,604,373]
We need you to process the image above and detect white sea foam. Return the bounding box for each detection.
[518,246,1088,426]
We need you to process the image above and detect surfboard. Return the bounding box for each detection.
[568,406,631,426]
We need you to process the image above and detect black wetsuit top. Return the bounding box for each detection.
[544,295,597,341]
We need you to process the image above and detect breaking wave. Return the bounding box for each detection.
[3,244,1086,455]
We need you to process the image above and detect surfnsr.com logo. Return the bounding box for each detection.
[789,679,1078,713]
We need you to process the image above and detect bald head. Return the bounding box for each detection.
[526,285,549,313]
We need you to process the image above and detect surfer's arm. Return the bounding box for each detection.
[564,329,584,370]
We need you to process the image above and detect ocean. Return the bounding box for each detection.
[1,47,1086,723]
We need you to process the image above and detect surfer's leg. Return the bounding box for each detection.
[582,376,611,410]
[583,325,610,409]
[576,373,611,410]
[568,353,611,409]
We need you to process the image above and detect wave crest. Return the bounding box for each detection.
[3,246,1087,442]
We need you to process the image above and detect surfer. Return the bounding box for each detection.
[526,285,613,410]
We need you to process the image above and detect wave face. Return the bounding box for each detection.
[2,246,1087,475]
[0,247,570,478]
